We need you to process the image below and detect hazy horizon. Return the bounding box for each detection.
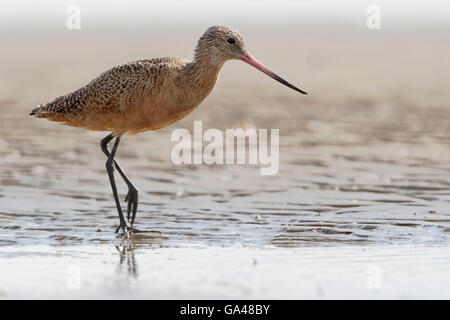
[1,0,450,33]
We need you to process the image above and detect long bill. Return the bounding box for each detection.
[240,51,307,95]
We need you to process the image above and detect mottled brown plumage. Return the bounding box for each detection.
[30,26,306,237]
[31,26,246,135]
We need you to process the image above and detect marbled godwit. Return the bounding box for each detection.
[30,26,307,237]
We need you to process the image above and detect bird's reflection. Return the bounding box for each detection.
[116,243,138,278]
[115,233,164,278]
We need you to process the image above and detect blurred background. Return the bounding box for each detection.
[0,0,449,299]
[2,0,450,103]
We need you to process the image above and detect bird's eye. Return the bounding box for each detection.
[227,38,236,44]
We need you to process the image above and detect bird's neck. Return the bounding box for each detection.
[183,55,225,93]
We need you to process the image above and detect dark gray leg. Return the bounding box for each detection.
[101,134,141,236]
[100,133,139,227]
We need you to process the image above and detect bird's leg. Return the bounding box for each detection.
[101,134,138,237]
[103,135,127,234]
[100,133,139,227]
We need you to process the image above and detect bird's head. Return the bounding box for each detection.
[195,26,245,64]
[194,25,307,95]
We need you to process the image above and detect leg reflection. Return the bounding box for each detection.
[116,244,138,278]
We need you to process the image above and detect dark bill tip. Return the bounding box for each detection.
[241,51,308,95]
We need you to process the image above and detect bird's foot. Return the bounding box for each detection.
[115,223,144,238]
[124,188,138,225]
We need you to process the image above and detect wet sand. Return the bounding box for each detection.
[2,244,450,299]
[0,30,449,298]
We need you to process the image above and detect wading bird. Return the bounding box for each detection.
[30,26,307,237]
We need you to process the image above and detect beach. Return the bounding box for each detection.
[0,27,449,298]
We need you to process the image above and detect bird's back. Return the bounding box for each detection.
[31,57,191,135]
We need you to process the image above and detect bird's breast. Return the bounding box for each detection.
[122,66,219,135]
[123,89,201,135]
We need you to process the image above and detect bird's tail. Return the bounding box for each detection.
[30,103,51,117]
[30,104,45,116]
[30,94,76,118]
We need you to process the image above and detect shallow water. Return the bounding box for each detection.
[0,33,449,298]
[1,94,449,248]
[2,244,450,299]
